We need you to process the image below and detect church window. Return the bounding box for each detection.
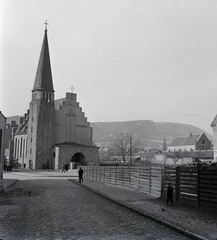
[202,139,205,144]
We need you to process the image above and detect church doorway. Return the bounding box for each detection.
[71,152,85,169]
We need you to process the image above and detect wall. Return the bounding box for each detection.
[167,145,195,151]
[55,144,99,170]
[13,133,28,168]
[195,132,212,150]
[0,112,6,191]
[55,93,92,146]
[211,116,217,162]
[27,95,55,169]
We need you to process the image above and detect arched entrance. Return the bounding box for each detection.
[71,152,85,169]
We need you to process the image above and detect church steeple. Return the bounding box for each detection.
[32,23,54,92]
[27,23,55,169]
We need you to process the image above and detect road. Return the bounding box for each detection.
[0,178,191,240]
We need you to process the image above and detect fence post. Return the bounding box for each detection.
[161,166,164,197]
[197,164,200,207]
[176,166,180,201]
[99,166,101,182]
[115,166,117,186]
[122,166,123,186]
[129,166,130,188]
[149,166,151,195]
[137,167,140,190]
[109,166,111,185]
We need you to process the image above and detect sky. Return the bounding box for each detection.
[1,0,217,134]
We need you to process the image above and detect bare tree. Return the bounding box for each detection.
[113,133,131,162]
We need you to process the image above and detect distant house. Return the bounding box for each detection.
[167,132,212,151]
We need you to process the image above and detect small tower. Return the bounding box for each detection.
[211,115,217,162]
[27,23,55,169]
[162,138,167,151]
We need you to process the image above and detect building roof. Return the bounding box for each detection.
[55,98,66,110]
[0,111,6,119]
[211,114,217,127]
[32,30,54,92]
[168,134,201,147]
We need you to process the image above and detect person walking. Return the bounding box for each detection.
[167,183,173,205]
[61,163,65,173]
[78,167,84,183]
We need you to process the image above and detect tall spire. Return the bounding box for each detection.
[32,23,54,92]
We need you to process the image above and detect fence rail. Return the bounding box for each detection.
[83,165,217,208]
[83,166,162,197]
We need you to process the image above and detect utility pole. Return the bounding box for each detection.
[130,134,132,165]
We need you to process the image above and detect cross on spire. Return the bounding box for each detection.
[44,20,49,31]
[70,85,75,93]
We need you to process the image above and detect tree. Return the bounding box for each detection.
[113,133,132,162]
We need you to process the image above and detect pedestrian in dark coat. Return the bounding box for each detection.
[78,167,84,183]
[167,183,173,205]
[61,163,65,173]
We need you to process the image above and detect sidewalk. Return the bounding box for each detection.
[1,169,79,191]
[70,179,217,240]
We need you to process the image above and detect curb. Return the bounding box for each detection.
[68,179,209,240]
[1,179,19,192]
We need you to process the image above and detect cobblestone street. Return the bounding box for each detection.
[0,179,191,240]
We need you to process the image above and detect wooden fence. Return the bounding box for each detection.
[83,166,162,197]
[83,165,217,208]
[199,165,217,208]
[162,165,217,208]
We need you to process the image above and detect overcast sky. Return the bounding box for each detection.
[1,0,217,134]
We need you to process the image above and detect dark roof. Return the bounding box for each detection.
[32,30,54,92]
[168,134,201,147]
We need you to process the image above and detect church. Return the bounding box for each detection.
[6,26,99,170]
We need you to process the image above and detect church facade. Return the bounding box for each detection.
[6,28,99,170]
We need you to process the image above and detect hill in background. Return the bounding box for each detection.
[90,120,213,150]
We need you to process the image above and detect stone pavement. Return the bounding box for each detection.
[1,170,217,240]
[0,175,191,240]
[70,179,217,240]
